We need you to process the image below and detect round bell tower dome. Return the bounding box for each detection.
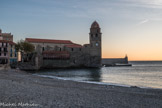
[91,21,100,28]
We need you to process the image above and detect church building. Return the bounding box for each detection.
[25,21,102,69]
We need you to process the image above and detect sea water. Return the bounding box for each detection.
[35,61,162,89]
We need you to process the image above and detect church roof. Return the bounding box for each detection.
[91,21,100,28]
[26,38,73,44]
[65,43,82,48]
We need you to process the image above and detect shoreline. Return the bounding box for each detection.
[35,74,162,90]
[0,69,162,107]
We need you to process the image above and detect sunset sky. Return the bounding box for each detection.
[1,0,162,60]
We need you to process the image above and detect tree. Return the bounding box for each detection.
[15,40,35,53]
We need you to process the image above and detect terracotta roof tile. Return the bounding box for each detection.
[8,41,16,45]
[26,38,73,44]
[0,40,16,45]
[65,43,82,48]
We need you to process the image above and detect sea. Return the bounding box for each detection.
[35,61,162,89]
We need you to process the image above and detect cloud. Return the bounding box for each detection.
[122,0,162,9]
[137,19,149,25]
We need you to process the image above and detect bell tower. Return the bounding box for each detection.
[89,21,102,67]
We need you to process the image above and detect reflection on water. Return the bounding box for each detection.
[88,68,101,81]
[36,61,162,89]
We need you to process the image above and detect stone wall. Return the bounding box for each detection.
[42,50,85,68]
[42,59,70,68]
[34,43,102,69]
[31,42,71,53]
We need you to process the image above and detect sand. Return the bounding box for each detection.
[0,69,162,108]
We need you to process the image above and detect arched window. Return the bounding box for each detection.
[71,48,74,51]
[95,34,98,37]
[91,34,93,38]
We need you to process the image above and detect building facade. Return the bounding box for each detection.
[0,29,13,41]
[0,40,17,65]
[0,29,17,66]
[25,21,102,69]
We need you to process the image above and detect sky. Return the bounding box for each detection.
[0,0,162,61]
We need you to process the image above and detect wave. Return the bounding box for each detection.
[33,74,159,90]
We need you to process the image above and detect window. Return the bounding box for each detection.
[0,48,1,52]
[4,53,6,56]
[42,47,44,51]
[2,43,3,47]
[10,53,12,57]
[0,53,1,56]
[91,34,93,38]
[6,43,8,47]
[15,53,17,57]
[11,45,12,48]
[4,48,7,52]
[71,48,73,51]
[95,34,98,37]
[59,48,61,51]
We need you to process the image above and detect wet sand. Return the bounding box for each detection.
[0,69,162,108]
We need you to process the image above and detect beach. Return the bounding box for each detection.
[0,69,162,108]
